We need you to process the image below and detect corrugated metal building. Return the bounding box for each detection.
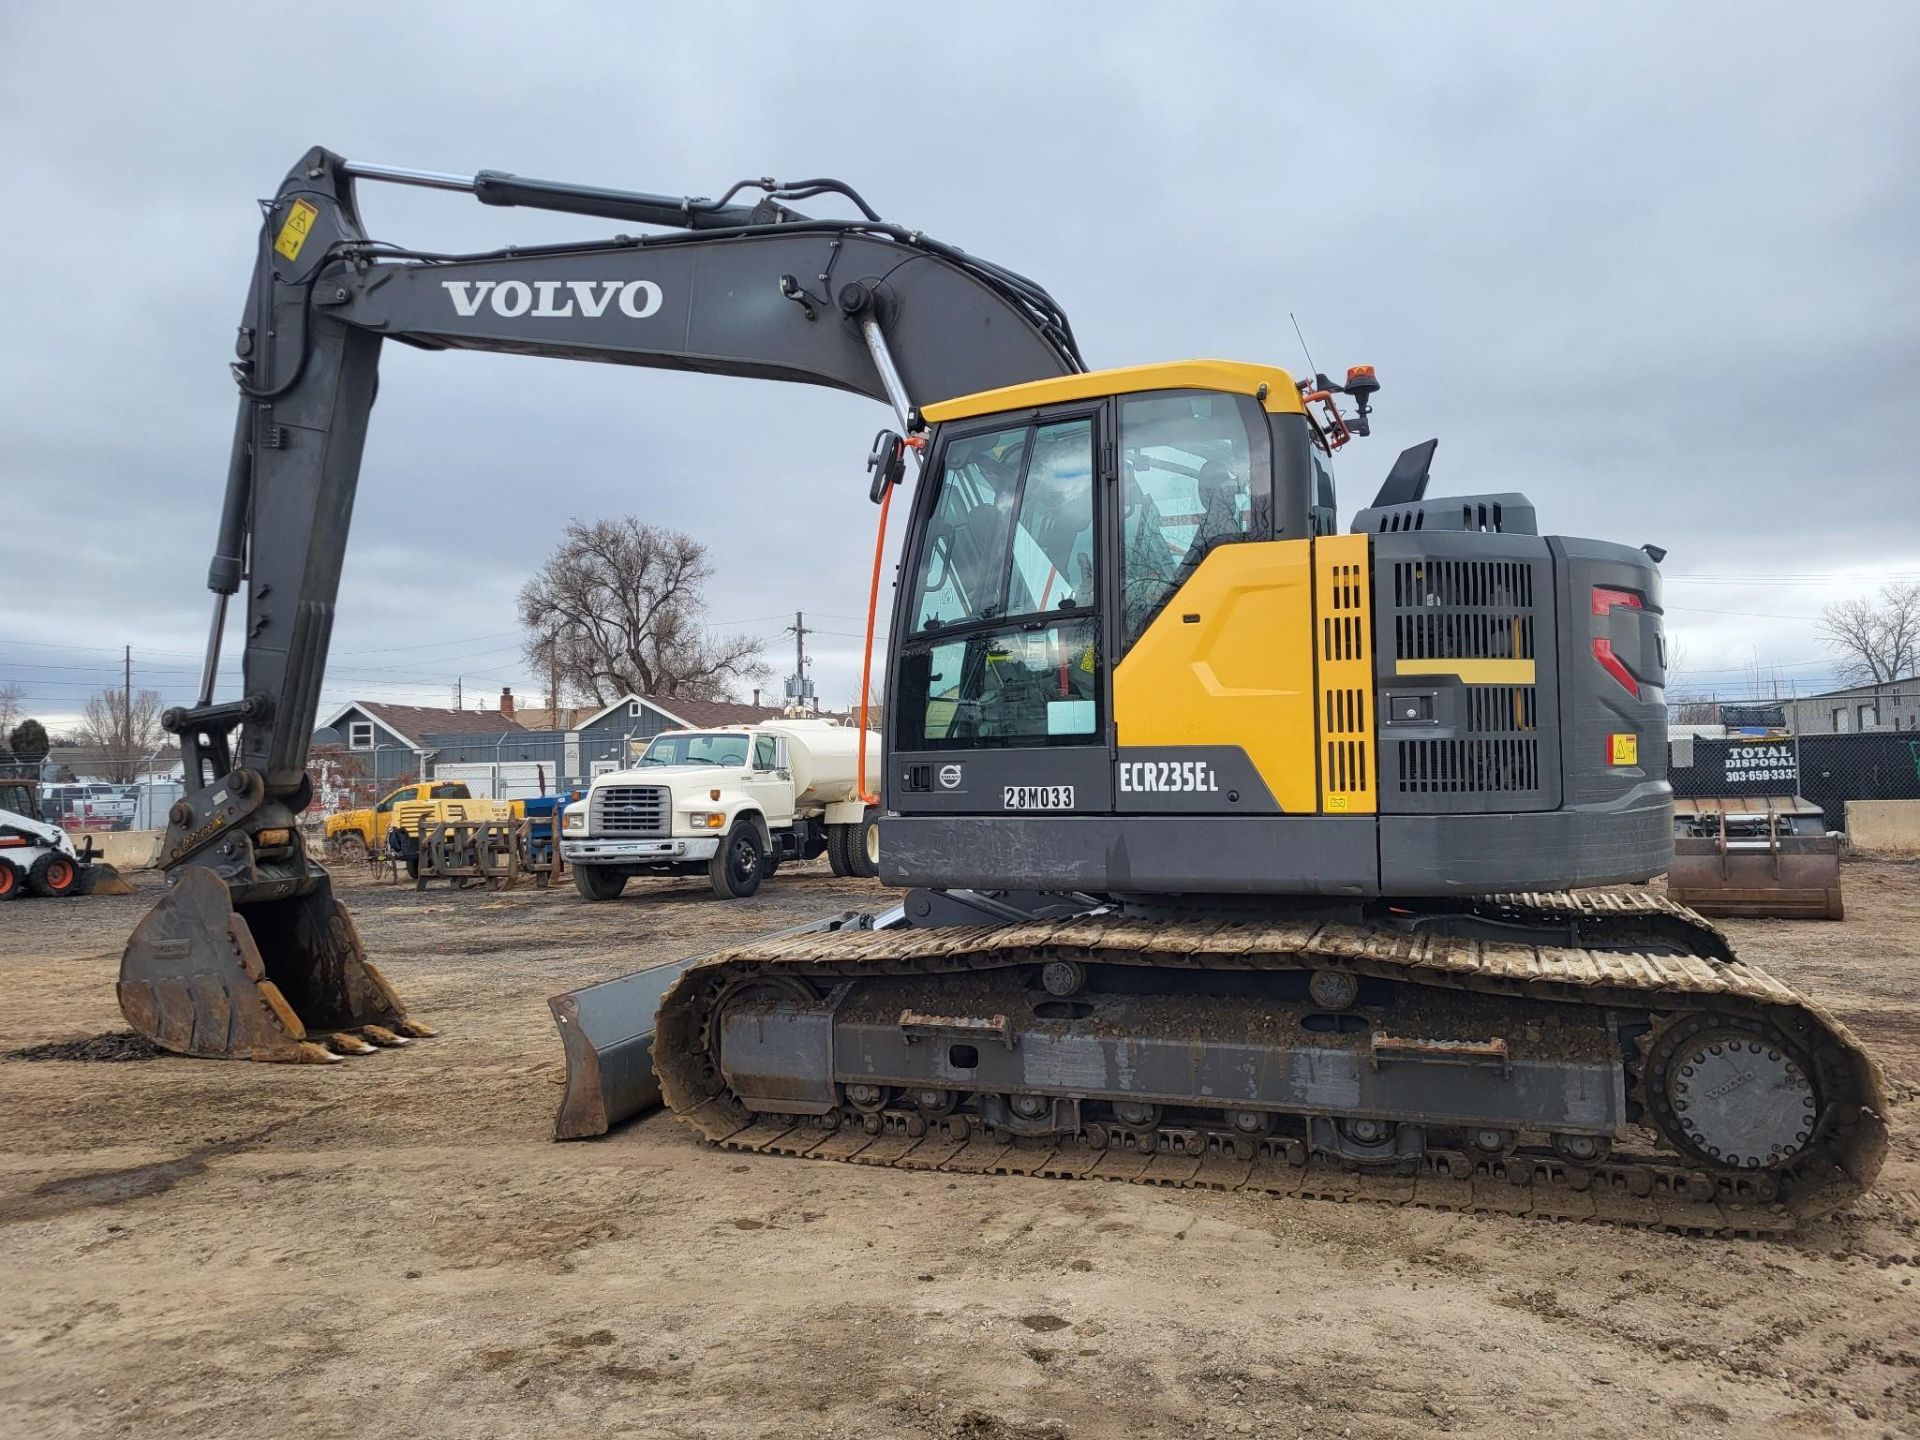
[1783,677,1920,735]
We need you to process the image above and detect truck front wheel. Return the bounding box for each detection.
[573,864,628,901]
[709,822,766,900]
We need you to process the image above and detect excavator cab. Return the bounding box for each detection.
[876,359,1672,902]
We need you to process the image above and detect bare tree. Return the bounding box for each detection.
[519,518,770,705]
[1820,582,1920,686]
[79,687,166,782]
[0,683,23,736]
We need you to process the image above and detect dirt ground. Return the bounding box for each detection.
[2,860,1917,1440]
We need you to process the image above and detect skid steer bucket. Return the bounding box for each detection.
[118,867,431,1062]
[1667,797,1844,920]
[79,862,136,896]
[72,836,135,895]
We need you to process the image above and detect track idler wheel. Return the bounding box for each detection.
[1645,1016,1820,1172]
[117,867,432,1063]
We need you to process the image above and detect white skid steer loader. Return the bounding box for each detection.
[0,778,133,899]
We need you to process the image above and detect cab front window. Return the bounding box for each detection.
[896,619,1100,749]
[898,413,1102,750]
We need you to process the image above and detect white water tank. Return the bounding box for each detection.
[759,719,883,808]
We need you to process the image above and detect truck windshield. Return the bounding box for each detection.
[640,733,750,767]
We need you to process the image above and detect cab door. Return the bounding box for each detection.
[888,406,1114,817]
[743,733,798,830]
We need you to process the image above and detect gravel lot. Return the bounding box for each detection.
[2,860,1917,1439]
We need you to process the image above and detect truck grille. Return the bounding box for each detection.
[592,785,668,837]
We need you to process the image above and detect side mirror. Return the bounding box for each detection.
[867,428,907,504]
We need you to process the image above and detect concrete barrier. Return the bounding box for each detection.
[1845,800,1920,857]
[92,828,163,871]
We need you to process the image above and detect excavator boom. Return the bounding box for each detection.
[121,146,1080,1062]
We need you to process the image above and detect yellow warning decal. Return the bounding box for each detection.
[274,199,319,262]
[1609,732,1638,766]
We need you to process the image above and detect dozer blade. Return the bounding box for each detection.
[549,911,871,1139]
[549,957,704,1138]
[1668,836,1845,920]
[80,862,136,897]
[118,866,428,1062]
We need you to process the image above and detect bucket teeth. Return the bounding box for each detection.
[118,866,431,1064]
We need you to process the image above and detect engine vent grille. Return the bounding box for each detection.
[1464,685,1538,734]
[1375,537,1560,813]
[1395,737,1541,794]
[1315,538,1374,812]
[1391,560,1536,664]
[591,785,668,837]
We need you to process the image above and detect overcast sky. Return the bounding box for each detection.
[3,2,1916,735]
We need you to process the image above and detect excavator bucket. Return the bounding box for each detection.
[118,867,432,1062]
[1667,797,1844,920]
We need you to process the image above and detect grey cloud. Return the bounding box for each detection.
[2,1,1915,728]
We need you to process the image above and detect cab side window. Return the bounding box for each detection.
[752,735,778,770]
[1119,391,1270,646]
[1309,446,1337,536]
[374,788,409,814]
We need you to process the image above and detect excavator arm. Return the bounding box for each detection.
[120,146,1080,1063]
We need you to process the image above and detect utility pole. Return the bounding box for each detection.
[455,676,463,710]
[785,612,814,713]
[123,644,132,778]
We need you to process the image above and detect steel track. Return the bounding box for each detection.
[653,892,1888,1236]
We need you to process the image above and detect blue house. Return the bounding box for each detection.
[313,690,787,794]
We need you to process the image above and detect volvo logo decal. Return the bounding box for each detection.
[440,278,664,320]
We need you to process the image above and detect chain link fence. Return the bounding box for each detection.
[1670,731,1920,831]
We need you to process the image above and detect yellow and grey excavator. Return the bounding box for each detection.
[126,148,1884,1231]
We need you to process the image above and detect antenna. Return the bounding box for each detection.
[1289,312,1320,384]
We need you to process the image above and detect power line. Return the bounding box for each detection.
[1663,572,1920,586]
[1666,604,1824,621]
